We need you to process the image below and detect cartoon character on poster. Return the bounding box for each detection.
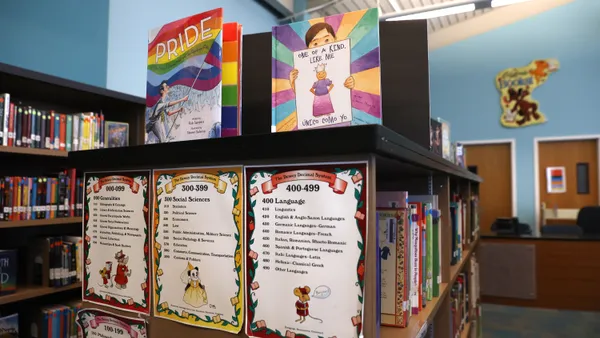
[272,8,382,131]
[99,261,113,288]
[497,59,559,128]
[293,286,324,324]
[114,250,132,290]
[181,262,208,308]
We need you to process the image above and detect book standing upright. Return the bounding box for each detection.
[272,8,382,132]
[146,9,224,144]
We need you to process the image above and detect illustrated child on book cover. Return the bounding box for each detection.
[146,9,223,144]
[272,8,381,132]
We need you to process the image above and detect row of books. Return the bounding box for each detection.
[29,301,82,338]
[0,170,82,221]
[30,236,83,288]
[450,194,480,266]
[430,117,467,168]
[378,191,480,328]
[0,93,119,151]
[378,192,443,328]
[450,254,481,338]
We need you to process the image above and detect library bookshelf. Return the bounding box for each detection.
[0,61,145,313]
[70,124,482,338]
[0,217,80,229]
[0,282,82,306]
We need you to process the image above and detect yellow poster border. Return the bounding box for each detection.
[152,166,244,333]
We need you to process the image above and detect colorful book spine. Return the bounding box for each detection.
[0,93,8,146]
[409,204,420,314]
[221,22,242,137]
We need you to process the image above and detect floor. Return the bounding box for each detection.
[483,304,600,337]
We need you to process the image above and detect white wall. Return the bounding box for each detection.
[107,0,279,97]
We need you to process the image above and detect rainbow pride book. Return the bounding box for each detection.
[222,22,242,137]
[146,9,223,144]
[272,8,381,132]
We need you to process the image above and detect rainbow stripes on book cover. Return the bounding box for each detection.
[222,22,242,137]
[146,9,223,144]
[272,8,382,132]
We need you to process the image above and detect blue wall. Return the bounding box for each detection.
[429,0,600,227]
[107,0,279,97]
[0,0,109,87]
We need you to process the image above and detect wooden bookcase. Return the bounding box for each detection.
[0,62,145,309]
[70,125,482,338]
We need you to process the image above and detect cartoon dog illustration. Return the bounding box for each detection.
[294,286,323,324]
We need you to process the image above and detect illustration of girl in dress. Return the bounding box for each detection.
[180,262,207,308]
[311,64,335,117]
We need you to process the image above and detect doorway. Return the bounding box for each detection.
[536,137,599,228]
[463,140,516,234]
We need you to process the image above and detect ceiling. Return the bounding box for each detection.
[303,0,493,32]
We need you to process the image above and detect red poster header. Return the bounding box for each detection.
[261,170,347,194]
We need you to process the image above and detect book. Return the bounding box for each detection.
[221,22,242,137]
[430,118,442,155]
[377,191,408,208]
[0,313,18,338]
[146,8,224,144]
[271,8,382,132]
[436,117,451,161]
[378,208,411,327]
[105,121,129,148]
[0,94,9,146]
[409,204,420,314]
[432,210,442,297]
[0,249,17,296]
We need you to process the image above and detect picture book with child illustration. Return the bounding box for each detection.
[272,8,382,132]
[146,9,223,144]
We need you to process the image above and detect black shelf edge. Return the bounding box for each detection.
[69,125,482,182]
[0,62,145,105]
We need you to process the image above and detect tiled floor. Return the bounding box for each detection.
[483,304,600,337]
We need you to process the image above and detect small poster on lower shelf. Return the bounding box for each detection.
[83,171,151,315]
[245,162,368,338]
[76,308,147,338]
[152,167,244,333]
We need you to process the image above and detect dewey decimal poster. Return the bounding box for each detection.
[153,167,244,333]
[76,308,147,338]
[245,163,368,338]
[83,171,151,315]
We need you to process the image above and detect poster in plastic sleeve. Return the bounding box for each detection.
[245,162,368,338]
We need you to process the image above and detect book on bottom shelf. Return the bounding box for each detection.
[25,301,82,338]
[0,313,18,337]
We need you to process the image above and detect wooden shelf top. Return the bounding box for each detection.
[461,322,472,338]
[0,282,81,305]
[0,146,68,157]
[0,217,80,229]
[381,238,478,338]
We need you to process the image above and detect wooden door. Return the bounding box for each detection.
[464,143,513,233]
[538,139,599,224]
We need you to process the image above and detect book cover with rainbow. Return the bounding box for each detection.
[146,9,223,144]
[222,22,242,137]
[272,8,381,132]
